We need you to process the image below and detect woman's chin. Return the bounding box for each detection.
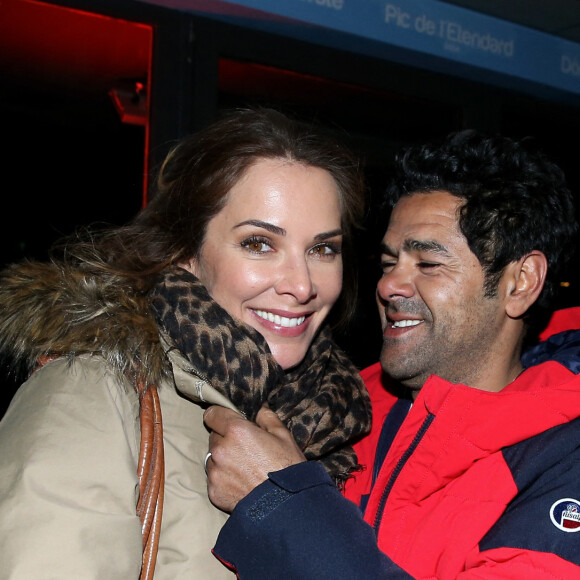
[270,346,308,371]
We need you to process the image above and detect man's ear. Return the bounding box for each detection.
[504,251,548,319]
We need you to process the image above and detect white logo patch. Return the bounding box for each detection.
[550,498,580,532]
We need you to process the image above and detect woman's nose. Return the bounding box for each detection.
[274,256,316,303]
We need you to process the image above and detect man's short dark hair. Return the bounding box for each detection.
[385,130,578,309]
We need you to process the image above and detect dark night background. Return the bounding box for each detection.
[1,0,579,416]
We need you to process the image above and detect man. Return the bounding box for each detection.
[204,130,580,578]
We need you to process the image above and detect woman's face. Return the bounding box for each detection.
[183,158,343,370]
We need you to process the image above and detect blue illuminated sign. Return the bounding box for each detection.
[140,0,580,100]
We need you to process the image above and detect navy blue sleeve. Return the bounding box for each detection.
[521,328,580,373]
[481,417,580,565]
[213,461,413,579]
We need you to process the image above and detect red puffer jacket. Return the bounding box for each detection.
[345,307,580,578]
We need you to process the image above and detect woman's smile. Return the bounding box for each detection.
[252,309,308,328]
[250,308,312,338]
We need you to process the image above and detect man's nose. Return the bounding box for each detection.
[376,264,415,301]
[274,255,316,303]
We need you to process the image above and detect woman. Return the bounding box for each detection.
[0,108,372,579]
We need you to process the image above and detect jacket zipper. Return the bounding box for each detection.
[372,413,435,533]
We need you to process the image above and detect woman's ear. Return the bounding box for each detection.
[504,251,548,319]
[179,257,199,276]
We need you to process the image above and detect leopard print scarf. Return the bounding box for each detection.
[148,266,372,486]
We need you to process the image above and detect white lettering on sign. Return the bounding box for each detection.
[441,21,514,56]
[384,3,515,58]
[299,0,344,10]
[562,55,580,77]
[385,4,411,28]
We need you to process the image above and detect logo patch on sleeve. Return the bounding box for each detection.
[550,498,580,532]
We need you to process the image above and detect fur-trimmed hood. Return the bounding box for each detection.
[0,260,168,387]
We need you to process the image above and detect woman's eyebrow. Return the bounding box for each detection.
[315,229,343,241]
[233,221,342,241]
[233,220,286,236]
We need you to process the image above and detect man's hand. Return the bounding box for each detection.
[203,405,306,513]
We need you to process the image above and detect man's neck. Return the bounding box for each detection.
[406,358,524,401]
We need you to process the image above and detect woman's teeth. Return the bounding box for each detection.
[254,310,306,328]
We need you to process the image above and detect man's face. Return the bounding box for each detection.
[377,191,508,393]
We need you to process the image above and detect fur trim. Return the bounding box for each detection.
[0,261,168,387]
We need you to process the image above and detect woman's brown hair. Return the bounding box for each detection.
[66,108,365,328]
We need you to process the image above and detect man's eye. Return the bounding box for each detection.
[381,261,396,273]
[241,237,272,253]
[418,262,440,270]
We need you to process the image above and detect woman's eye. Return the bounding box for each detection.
[241,237,273,253]
[310,243,340,257]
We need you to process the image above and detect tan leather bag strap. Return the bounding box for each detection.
[137,382,165,580]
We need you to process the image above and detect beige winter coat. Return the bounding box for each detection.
[0,347,239,579]
[0,262,238,579]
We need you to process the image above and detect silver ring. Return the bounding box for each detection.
[204,451,212,475]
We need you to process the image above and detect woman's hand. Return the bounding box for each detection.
[203,405,306,513]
